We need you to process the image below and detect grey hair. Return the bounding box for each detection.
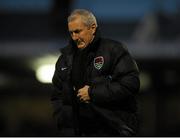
[68,9,98,27]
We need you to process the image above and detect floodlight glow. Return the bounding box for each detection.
[36,64,55,83]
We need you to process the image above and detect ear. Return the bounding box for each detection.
[91,23,97,34]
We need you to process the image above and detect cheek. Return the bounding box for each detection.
[80,33,88,41]
[85,33,92,41]
[80,31,92,43]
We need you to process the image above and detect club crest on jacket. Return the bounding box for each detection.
[94,56,104,70]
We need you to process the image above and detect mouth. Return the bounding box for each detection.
[76,41,86,49]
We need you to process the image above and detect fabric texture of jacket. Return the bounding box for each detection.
[51,29,140,136]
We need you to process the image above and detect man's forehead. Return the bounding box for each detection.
[68,23,82,31]
[68,20,86,30]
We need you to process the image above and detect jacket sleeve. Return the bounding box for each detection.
[51,55,75,131]
[89,44,140,106]
[51,56,65,129]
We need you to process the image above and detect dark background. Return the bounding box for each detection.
[0,0,180,136]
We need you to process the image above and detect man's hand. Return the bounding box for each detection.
[77,85,90,103]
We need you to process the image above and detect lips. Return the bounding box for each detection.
[75,40,86,49]
[76,41,85,46]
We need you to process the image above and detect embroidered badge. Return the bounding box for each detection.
[94,56,104,70]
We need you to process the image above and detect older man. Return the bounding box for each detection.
[51,9,140,136]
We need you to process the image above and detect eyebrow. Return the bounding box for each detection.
[69,29,81,34]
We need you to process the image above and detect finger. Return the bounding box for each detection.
[77,92,82,97]
[77,93,80,97]
[78,94,84,100]
[80,97,85,103]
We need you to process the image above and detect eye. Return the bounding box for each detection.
[69,29,82,36]
[74,30,81,34]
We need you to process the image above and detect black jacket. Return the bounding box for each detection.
[51,30,140,136]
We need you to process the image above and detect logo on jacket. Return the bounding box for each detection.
[61,67,67,71]
[94,56,104,70]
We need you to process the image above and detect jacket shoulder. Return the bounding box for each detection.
[60,44,73,54]
[100,38,129,55]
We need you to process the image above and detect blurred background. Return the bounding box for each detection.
[0,0,180,136]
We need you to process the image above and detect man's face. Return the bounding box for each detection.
[68,16,96,49]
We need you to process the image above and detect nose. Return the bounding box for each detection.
[71,32,79,40]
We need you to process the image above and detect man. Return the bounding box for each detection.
[51,9,140,136]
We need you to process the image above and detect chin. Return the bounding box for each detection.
[77,45,86,49]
